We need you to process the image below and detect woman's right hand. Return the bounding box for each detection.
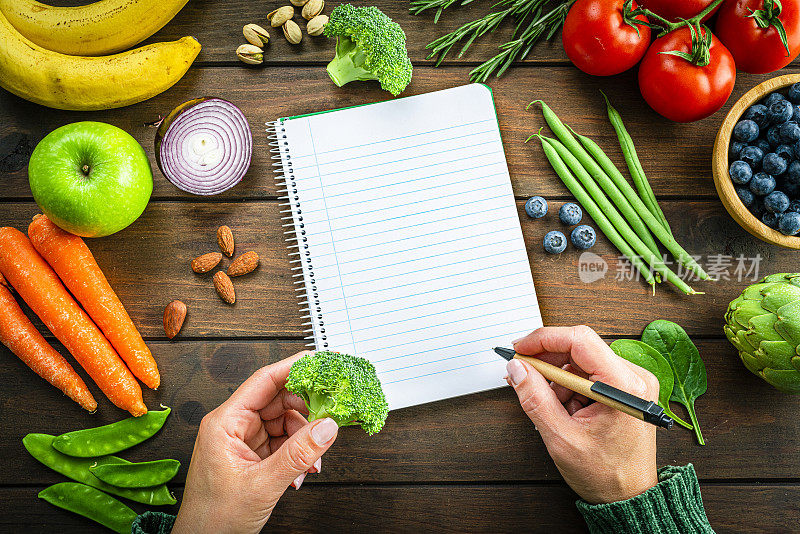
[505,326,661,505]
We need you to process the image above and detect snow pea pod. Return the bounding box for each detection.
[52,407,171,457]
[23,433,176,505]
[38,482,137,534]
[90,458,181,488]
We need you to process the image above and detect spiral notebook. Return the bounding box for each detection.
[269,84,542,410]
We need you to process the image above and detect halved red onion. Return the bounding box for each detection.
[155,97,252,195]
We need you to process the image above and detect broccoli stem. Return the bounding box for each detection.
[306,391,332,421]
[327,36,378,87]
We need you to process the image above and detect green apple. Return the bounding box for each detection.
[28,121,153,238]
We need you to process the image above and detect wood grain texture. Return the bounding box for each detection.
[2,66,799,200]
[713,73,800,249]
[0,482,797,533]
[2,339,799,485]
[0,199,787,339]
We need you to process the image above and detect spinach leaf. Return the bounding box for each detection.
[642,320,707,445]
[610,340,693,430]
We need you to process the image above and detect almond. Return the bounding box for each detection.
[191,252,223,274]
[163,300,187,339]
[227,251,260,277]
[217,226,235,257]
[213,271,236,304]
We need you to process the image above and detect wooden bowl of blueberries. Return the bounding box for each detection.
[713,73,800,249]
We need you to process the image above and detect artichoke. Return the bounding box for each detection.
[725,273,800,393]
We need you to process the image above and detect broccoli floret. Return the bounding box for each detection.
[323,4,413,96]
[285,351,389,435]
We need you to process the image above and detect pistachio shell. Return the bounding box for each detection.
[243,23,270,47]
[302,0,324,20]
[290,0,309,5]
[283,19,302,44]
[268,5,294,27]
[236,43,263,65]
[306,14,328,36]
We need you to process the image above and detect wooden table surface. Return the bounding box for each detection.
[2,1,800,532]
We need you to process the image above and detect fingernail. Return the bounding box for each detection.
[311,418,338,446]
[512,337,524,346]
[313,458,322,473]
[506,359,527,386]
[292,473,306,490]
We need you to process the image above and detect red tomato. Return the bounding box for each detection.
[638,26,736,122]
[639,0,720,21]
[562,0,651,76]
[715,0,800,74]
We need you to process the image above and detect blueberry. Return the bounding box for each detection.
[765,92,787,106]
[776,144,794,161]
[754,138,772,153]
[750,172,777,196]
[780,212,800,235]
[730,140,745,161]
[780,121,800,143]
[525,196,548,218]
[763,153,787,175]
[791,200,800,213]
[729,160,753,185]
[558,202,582,225]
[751,197,766,217]
[767,125,783,147]
[762,211,781,229]
[734,119,760,142]
[792,104,800,123]
[779,177,800,198]
[769,100,794,124]
[736,186,755,208]
[570,225,596,250]
[790,83,800,103]
[740,146,764,169]
[543,230,567,254]
[765,190,791,213]
[786,160,800,184]
[743,104,770,128]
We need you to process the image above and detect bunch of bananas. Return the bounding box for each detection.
[0,0,200,111]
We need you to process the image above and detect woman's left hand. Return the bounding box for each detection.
[172,351,339,534]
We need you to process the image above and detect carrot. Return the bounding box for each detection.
[0,227,146,416]
[0,284,97,412]
[28,215,160,389]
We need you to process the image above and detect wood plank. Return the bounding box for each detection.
[2,66,796,200]
[45,0,571,64]
[2,339,799,484]
[0,483,796,533]
[0,199,790,338]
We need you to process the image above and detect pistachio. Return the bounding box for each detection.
[236,43,263,65]
[268,5,294,27]
[243,23,270,47]
[306,14,328,36]
[283,19,302,44]
[302,0,324,20]
[290,0,309,5]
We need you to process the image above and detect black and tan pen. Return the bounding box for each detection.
[494,347,673,430]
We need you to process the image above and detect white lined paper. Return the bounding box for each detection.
[280,84,542,410]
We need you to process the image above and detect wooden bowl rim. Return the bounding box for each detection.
[713,73,800,250]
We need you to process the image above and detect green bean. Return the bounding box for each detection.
[52,407,170,457]
[537,136,657,290]
[541,136,697,295]
[38,482,137,534]
[602,93,673,236]
[90,458,181,488]
[23,433,176,506]
[530,100,709,281]
[567,128,660,256]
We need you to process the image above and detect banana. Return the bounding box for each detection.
[0,0,190,56]
[0,11,200,111]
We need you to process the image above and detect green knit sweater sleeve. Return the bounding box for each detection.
[576,464,715,534]
[131,511,176,534]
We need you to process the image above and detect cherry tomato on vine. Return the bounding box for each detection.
[716,0,800,74]
[638,26,736,122]
[638,0,720,21]
[562,0,651,76]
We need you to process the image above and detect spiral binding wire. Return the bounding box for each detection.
[267,120,327,349]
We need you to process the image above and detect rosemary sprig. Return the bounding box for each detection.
[419,0,574,81]
[409,0,480,24]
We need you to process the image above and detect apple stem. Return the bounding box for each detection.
[81,164,90,176]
